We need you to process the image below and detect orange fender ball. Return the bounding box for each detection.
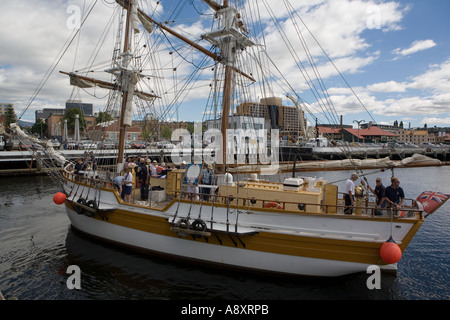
[53,192,66,205]
[380,238,402,264]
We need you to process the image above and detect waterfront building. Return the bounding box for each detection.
[234,97,307,139]
[397,129,436,145]
[90,119,142,141]
[47,114,96,140]
[341,126,397,143]
[35,108,65,123]
[0,103,14,117]
[360,121,398,132]
[205,115,267,131]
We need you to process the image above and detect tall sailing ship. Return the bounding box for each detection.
[11,0,449,277]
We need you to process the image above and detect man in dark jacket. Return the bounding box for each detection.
[368,177,386,216]
[383,177,405,214]
[136,158,149,200]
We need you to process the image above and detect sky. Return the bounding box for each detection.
[0,0,450,129]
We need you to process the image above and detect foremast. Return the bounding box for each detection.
[61,0,255,172]
[60,0,157,173]
[116,0,135,173]
[115,0,153,172]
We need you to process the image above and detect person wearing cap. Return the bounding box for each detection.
[368,177,386,216]
[181,160,187,169]
[344,173,359,215]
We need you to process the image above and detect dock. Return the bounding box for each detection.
[0,146,448,176]
[280,145,449,162]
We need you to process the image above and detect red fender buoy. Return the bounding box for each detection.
[53,192,66,205]
[264,202,284,210]
[380,237,402,264]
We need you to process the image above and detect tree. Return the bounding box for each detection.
[30,119,48,138]
[161,126,172,139]
[95,111,114,124]
[64,108,86,131]
[186,122,194,134]
[399,121,404,129]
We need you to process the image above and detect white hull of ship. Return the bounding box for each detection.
[63,184,419,277]
[66,207,375,277]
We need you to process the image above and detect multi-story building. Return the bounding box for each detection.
[35,101,93,123]
[360,121,398,133]
[65,100,93,116]
[397,129,435,145]
[91,119,142,141]
[0,103,14,132]
[35,108,65,123]
[47,113,97,140]
[205,115,267,132]
[234,97,306,139]
[0,103,14,117]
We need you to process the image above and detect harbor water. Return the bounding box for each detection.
[0,167,449,300]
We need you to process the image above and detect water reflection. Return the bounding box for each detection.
[64,228,400,300]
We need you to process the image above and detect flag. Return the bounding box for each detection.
[416,191,450,214]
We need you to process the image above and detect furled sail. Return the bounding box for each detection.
[67,72,115,90]
[130,0,140,33]
[61,72,158,101]
[227,154,443,173]
[121,71,140,126]
[116,0,154,34]
[10,123,67,167]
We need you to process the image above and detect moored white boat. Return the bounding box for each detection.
[59,164,430,277]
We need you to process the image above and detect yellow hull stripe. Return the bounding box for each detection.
[66,200,424,266]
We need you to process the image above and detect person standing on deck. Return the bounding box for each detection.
[136,158,149,200]
[383,177,405,214]
[368,177,386,216]
[122,167,133,203]
[344,173,359,215]
[200,164,213,201]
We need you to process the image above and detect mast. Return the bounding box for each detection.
[138,0,255,168]
[220,0,231,169]
[200,0,256,169]
[116,1,133,171]
[60,0,159,173]
[221,61,233,169]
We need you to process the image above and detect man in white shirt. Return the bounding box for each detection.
[344,173,359,215]
[150,160,158,176]
[122,167,133,203]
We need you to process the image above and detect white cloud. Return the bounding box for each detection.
[324,58,450,121]
[408,59,450,93]
[262,0,405,60]
[367,81,407,92]
[393,39,437,58]
[421,116,450,126]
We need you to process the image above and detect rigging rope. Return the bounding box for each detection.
[19,0,100,120]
